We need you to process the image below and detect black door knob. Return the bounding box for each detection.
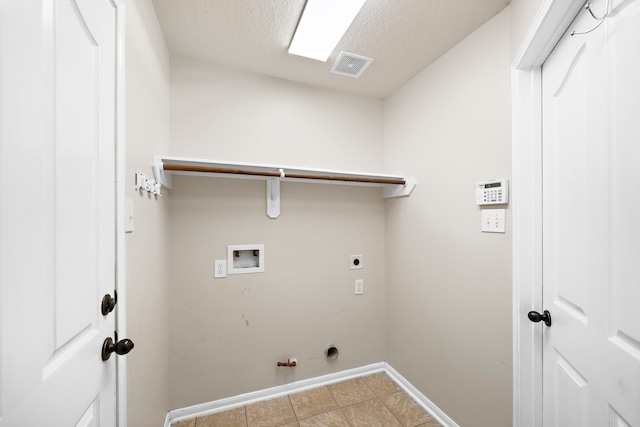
[528,310,552,327]
[102,336,134,361]
[101,291,117,315]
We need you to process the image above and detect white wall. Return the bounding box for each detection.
[125,0,170,425]
[169,57,384,171]
[384,9,513,427]
[167,59,387,408]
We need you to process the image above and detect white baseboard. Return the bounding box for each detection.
[383,363,459,427]
[164,362,458,427]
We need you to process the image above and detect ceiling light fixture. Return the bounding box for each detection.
[288,0,367,62]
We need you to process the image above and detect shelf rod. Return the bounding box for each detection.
[163,163,280,178]
[162,163,406,186]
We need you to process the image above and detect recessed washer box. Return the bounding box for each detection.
[227,244,265,275]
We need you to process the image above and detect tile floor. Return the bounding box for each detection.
[172,372,443,427]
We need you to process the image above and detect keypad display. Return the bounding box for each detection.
[476,180,509,205]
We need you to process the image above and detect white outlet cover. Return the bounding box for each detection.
[355,279,364,295]
[214,260,227,278]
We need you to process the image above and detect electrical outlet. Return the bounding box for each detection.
[355,279,364,295]
[350,254,363,269]
[214,260,227,278]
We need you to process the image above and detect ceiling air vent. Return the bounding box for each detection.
[330,52,373,78]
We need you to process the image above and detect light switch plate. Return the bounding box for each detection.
[125,198,134,233]
[481,209,506,233]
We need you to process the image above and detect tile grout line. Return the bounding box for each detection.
[176,372,441,427]
[293,375,404,426]
[243,405,248,427]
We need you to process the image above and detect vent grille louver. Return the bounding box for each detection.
[330,52,373,78]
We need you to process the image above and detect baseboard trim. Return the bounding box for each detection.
[164,362,458,427]
[383,363,459,427]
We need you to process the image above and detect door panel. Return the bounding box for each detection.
[553,352,588,427]
[610,409,631,427]
[0,0,119,425]
[541,0,640,425]
[76,401,99,427]
[542,12,602,424]
[611,0,640,351]
[548,42,589,322]
[606,0,640,424]
[55,0,102,348]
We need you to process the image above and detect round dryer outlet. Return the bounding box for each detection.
[350,254,363,269]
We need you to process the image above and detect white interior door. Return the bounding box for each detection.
[0,0,121,425]
[541,0,640,425]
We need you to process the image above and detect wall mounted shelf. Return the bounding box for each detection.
[152,155,417,218]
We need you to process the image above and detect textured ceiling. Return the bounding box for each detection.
[151,0,511,99]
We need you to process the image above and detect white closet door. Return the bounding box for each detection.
[541,0,640,425]
[0,0,120,425]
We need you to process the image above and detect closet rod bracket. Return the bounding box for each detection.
[266,178,280,219]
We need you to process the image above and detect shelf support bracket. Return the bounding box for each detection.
[152,156,172,189]
[266,177,281,219]
[383,176,417,198]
